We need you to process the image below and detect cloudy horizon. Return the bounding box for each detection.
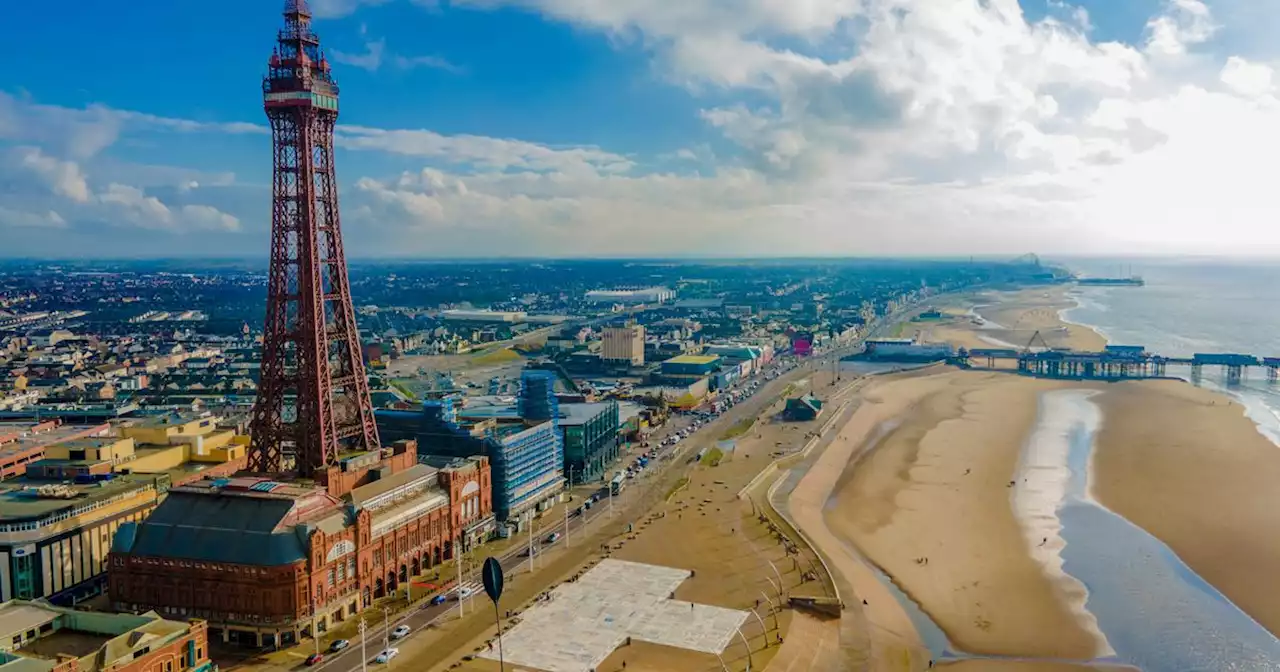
[2,0,1278,258]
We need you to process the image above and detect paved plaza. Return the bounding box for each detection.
[480,558,749,672]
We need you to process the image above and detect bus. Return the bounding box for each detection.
[610,472,626,496]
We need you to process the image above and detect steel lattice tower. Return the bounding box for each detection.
[248,0,379,476]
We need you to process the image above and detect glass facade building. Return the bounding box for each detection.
[558,401,621,484]
[375,397,564,523]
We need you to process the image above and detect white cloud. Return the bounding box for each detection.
[99,183,242,232]
[392,54,466,74]
[0,206,66,229]
[9,0,1280,256]
[14,147,91,202]
[332,38,387,71]
[336,126,633,174]
[1220,56,1275,98]
[1145,0,1217,56]
[307,0,391,19]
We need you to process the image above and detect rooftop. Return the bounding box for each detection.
[349,464,439,510]
[662,354,719,366]
[111,481,343,566]
[0,600,194,672]
[0,422,110,463]
[558,402,615,426]
[0,474,158,524]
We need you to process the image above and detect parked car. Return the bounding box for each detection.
[305,653,324,666]
[375,648,399,664]
[391,624,411,639]
[330,640,350,653]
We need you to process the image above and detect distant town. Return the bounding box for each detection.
[0,256,1058,669]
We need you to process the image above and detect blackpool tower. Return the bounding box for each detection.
[248,0,379,476]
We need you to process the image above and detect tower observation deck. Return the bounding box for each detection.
[248,0,379,477]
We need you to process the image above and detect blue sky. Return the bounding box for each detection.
[2,0,1279,258]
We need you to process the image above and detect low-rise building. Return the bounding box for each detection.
[109,441,492,648]
[0,472,162,604]
[584,288,674,305]
[659,355,720,377]
[0,600,214,672]
[0,422,112,480]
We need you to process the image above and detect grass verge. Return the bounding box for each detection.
[720,417,755,440]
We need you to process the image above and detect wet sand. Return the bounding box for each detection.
[923,286,1106,353]
[1094,380,1280,639]
[823,371,1106,660]
[806,284,1280,670]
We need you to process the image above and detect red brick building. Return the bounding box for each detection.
[108,442,492,647]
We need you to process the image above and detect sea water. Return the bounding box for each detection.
[1060,259,1280,445]
[1027,389,1280,671]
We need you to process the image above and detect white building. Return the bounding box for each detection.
[584,287,675,305]
[441,310,528,323]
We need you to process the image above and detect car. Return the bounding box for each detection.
[430,594,448,606]
[544,531,561,544]
[330,639,351,653]
[456,586,474,600]
[305,653,325,666]
[375,648,399,664]
[390,624,411,639]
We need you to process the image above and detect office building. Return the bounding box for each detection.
[376,393,564,525]
[0,600,214,672]
[601,325,645,366]
[558,402,620,484]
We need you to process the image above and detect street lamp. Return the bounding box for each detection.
[358,619,368,672]
[382,607,391,649]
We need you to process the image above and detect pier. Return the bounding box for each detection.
[955,346,1280,383]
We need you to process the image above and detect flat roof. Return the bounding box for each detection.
[558,402,615,426]
[663,355,719,366]
[0,422,110,463]
[0,474,157,523]
[0,603,56,639]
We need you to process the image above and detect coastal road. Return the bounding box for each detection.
[280,308,920,672]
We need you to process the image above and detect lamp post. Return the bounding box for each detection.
[358,619,367,672]
[456,536,465,618]
[382,607,390,649]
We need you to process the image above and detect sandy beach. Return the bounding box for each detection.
[790,285,1267,671]
[1094,380,1280,639]
[822,371,1106,660]
[921,286,1106,353]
